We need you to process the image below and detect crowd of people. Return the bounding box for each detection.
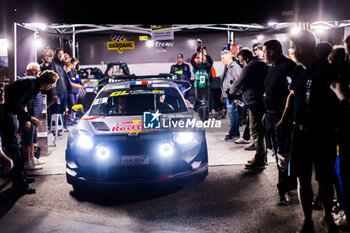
[170,30,350,232]
[0,47,86,194]
[1,30,350,232]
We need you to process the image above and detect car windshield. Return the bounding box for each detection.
[89,86,188,116]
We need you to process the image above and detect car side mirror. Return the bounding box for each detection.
[72,104,84,113]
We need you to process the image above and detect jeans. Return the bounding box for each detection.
[248,104,267,164]
[337,127,350,219]
[225,98,240,137]
[49,92,68,128]
[68,93,78,117]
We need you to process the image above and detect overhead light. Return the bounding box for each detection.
[268,22,278,26]
[309,21,332,36]
[314,26,325,34]
[25,23,47,31]
[290,27,301,35]
[257,34,264,41]
[32,23,47,30]
[33,38,44,49]
[146,40,154,48]
[0,39,8,56]
[311,24,330,35]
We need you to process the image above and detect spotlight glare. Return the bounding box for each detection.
[290,27,300,35]
[159,143,174,157]
[96,145,110,160]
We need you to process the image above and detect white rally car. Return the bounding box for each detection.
[66,75,208,191]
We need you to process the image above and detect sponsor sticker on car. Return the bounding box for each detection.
[122,155,149,166]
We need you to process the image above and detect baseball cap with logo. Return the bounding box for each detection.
[177,53,184,58]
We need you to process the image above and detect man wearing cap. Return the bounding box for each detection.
[170,53,191,94]
[170,54,191,80]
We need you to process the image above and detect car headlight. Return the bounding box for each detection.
[96,145,110,160]
[175,132,194,144]
[159,143,174,157]
[75,130,94,150]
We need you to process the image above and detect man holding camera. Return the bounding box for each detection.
[190,41,213,121]
[220,50,242,141]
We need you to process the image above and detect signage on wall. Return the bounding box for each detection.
[139,36,148,41]
[151,25,174,40]
[154,40,174,53]
[107,35,135,54]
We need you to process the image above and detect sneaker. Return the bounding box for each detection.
[335,215,350,230]
[244,143,255,151]
[320,215,339,233]
[277,193,290,206]
[331,202,343,216]
[332,210,345,221]
[33,157,46,165]
[224,135,239,142]
[247,158,255,164]
[24,160,43,170]
[234,138,250,144]
[296,220,315,233]
[247,157,268,165]
[245,160,266,170]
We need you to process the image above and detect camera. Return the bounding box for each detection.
[196,39,206,53]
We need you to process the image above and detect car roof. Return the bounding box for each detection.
[100,75,180,92]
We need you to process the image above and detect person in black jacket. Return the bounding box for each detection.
[329,35,350,230]
[278,30,339,233]
[48,48,71,129]
[1,70,58,194]
[0,84,13,175]
[262,39,297,206]
[232,48,269,169]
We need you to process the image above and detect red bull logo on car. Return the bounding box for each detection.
[112,120,144,132]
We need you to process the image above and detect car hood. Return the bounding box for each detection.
[76,111,200,135]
